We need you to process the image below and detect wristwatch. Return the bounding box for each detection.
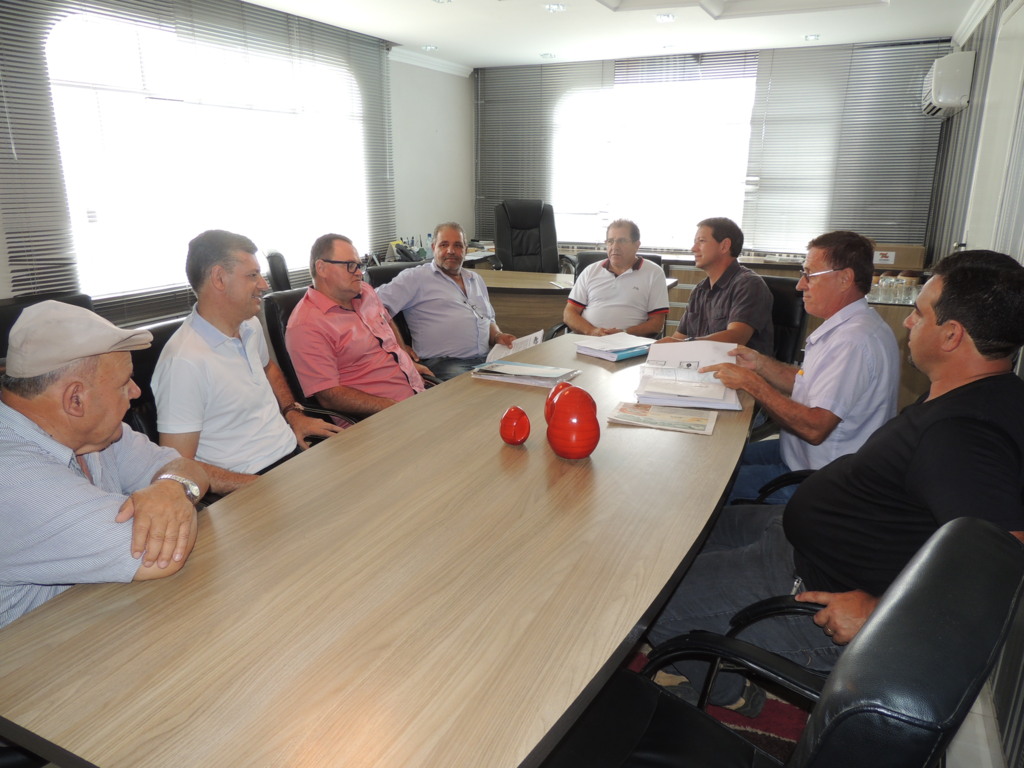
[156,473,202,505]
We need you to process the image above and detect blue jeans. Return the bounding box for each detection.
[726,440,797,505]
[418,355,486,381]
[647,504,841,704]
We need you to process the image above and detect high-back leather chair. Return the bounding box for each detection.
[0,292,93,360]
[262,288,313,410]
[542,516,1024,768]
[572,250,663,279]
[493,199,560,272]
[123,316,187,442]
[266,250,292,292]
[763,275,807,365]
[365,261,421,346]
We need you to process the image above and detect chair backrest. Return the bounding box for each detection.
[762,275,807,365]
[494,199,559,273]
[0,292,94,360]
[266,250,292,292]
[124,316,187,442]
[262,287,314,408]
[364,261,421,289]
[791,516,1024,768]
[572,251,664,280]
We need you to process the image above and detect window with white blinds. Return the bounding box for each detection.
[0,0,394,325]
[476,40,949,254]
[745,40,950,253]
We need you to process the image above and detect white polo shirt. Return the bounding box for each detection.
[567,257,669,330]
[153,309,296,474]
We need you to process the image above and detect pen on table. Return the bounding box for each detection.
[550,281,564,288]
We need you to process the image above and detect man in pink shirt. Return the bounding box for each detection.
[286,234,427,417]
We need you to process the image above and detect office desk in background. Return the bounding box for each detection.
[477,271,678,338]
[0,335,751,768]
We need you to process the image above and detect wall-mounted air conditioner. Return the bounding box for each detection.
[922,51,976,119]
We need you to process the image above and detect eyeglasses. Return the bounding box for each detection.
[605,238,636,247]
[320,259,363,274]
[799,267,840,282]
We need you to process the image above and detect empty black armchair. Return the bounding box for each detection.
[542,517,1024,768]
[493,199,560,272]
[266,250,292,292]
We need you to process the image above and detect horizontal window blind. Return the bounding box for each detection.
[0,0,393,326]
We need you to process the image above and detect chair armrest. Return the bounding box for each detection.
[300,404,359,427]
[642,630,826,704]
[545,322,569,341]
[731,469,815,505]
[422,374,443,387]
[727,595,825,637]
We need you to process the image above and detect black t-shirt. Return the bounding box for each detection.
[784,373,1024,596]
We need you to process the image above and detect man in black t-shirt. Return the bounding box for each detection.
[648,250,1024,709]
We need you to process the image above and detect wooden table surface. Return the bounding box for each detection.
[0,335,750,768]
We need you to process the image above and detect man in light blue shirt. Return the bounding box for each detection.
[704,230,900,504]
[376,222,516,380]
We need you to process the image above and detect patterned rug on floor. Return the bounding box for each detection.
[627,653,810,763]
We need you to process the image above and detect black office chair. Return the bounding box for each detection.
[0,291,94,359]
[763,275,807,366]
[746,276,808,444]
[123,316,188,442]
[262,288,376,426]
[543,516,1024,768]
[545,252,666,340]
[493,199,569,273]
[570,250,663,279]
[364,261,421,347]
[266,250,292,292]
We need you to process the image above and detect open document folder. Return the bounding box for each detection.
[635,340,742,410]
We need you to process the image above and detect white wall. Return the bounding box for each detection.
[389,55,476,244]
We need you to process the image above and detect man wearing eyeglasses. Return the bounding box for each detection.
[375,222,516,381]
[657,217,774,355]
[286,233,427,416]
[704,230,899,504]
[153,230,342,492]
[563,219,669,338]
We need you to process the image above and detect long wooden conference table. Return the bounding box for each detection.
[0,334,752,768]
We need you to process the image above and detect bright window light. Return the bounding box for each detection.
[552,78,755,249]
[47,13,369,298]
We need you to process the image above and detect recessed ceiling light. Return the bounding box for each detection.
[540,52,557,59]
[545,3,567,11]
[432,0,452,4]
[422,44,439,52]
[805,34,820,41]
[655,13,675,23]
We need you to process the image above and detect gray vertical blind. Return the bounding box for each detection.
[477,40,949,254]
[744,40,950,253]
[0,0,394,323]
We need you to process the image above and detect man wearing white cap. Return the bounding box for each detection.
[0,301,210,629]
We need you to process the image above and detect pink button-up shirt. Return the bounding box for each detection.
[286,284,425,405]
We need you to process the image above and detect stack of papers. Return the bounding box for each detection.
[635,340,741,411]
[575,332,656,362]
[471,361,581,387]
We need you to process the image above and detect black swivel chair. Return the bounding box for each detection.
[545,252,666,340]
[364,261,421,347]
[266,250,292,292]
[0,292,94,360]
[763,275,807,366]
[262,288,364,425]
[543,516,1024,768]
[123,316,188,442]
[493,199,566,273]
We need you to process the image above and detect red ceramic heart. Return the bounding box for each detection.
[499,405,531,445]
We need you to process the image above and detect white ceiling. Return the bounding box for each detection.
[246,0,979,71]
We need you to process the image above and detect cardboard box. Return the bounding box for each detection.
[873,243,926,271]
